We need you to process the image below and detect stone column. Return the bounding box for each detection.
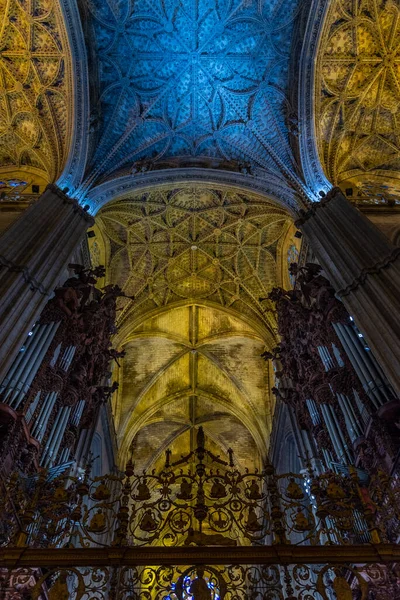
[0,184,93,380]
[297,187,400,395]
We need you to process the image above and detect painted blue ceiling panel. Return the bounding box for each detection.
[85,0,303,188]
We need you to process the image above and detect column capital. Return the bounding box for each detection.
[337,246,400,298]
[295,187,344,228]
[45,184,94,225]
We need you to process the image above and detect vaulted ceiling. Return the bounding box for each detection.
[95,186,294,336]
[81,0,305,195]
[2,0,400,468]
[0,0,73,192]
[113,304,273,471]
[1,0,400,204]
[316,0,400,198]
[91,185,299,468]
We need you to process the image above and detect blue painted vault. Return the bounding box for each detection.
[85,0,303,188]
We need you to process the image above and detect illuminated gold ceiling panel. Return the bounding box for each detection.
[112,304,273,472]
[93,185,296,470]
[316,0,400,193]
[95,186,293,341]
[0,0,72,183]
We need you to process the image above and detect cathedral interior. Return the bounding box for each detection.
[1,0,400,598]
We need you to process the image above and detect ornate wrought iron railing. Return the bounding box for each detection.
[1,428,400,597]
[1,552,400,599]
[2,428,399,550]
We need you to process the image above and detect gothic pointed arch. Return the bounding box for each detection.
[84,168,302,214]
[56,0,90,192]
[89,183,299,470]
[297,0,332,198]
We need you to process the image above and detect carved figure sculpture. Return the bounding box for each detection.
[189,568,212,600]
[136,480,151,501]
[177,479,192,500]
[332,574,353,600]
[88,509,106,533]
[245,507,263,532]
[210,479,226,499]
[247,480,262,500]
[139,509,157,532]
[294,510,312,532]
[286,478,304,499]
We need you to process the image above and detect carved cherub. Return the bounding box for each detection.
[53,286,81,317]
[107,346,126,366]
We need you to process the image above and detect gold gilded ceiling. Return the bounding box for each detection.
[95,186,294,340]
[92,185,297,470]
[0,0,72,184]
[316,0,400,193]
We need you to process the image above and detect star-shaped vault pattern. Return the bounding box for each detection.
[95,186,293,337]
[84,0,302,187]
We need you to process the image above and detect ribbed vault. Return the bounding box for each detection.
[113,303,273,471]
[91,185,299,470]
[81,0,305,195]
[316,0,400,198]
[0,0,73,193]
[93,186,295,338]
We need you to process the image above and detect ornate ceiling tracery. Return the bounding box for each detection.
[92,185,297,469]
[95,186,294,338]
[316,0,400,193]
[0,0,72,185]
[83,0,304,193]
